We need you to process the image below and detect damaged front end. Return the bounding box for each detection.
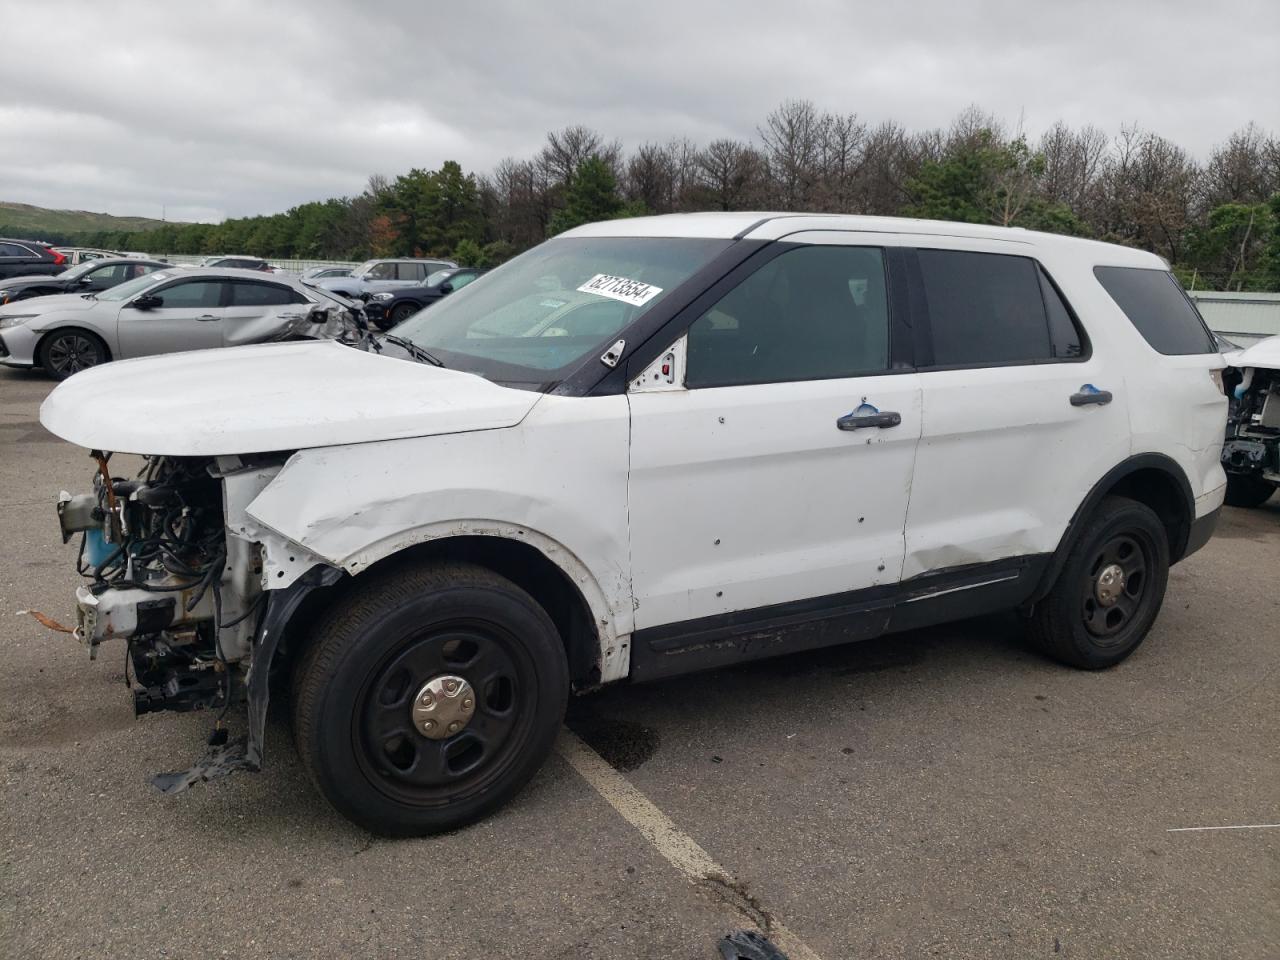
[1222,353,1280,505]
[57,450,338,791]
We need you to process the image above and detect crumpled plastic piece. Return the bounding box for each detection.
[150,736,251,794]
[718,930,789,960]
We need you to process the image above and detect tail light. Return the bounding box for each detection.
[50,249,66,266]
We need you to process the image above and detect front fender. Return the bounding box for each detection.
[243,398,634,668]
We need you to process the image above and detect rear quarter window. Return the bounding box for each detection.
[1093,266,1216,355]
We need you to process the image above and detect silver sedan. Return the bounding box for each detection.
[0,268,355,379]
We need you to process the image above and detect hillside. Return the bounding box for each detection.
[0,201,175,236]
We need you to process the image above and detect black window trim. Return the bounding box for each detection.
[909,247,1092,373]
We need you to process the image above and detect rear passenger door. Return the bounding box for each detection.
[902,244,1130,581]
[627,240,923,659]
[220,280,308,344]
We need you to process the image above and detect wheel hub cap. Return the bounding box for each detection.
[411,674,475,740]
[1094,563,1126,607]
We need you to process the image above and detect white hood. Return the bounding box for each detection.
[39,340,541,455]
[1229,334,1280,371]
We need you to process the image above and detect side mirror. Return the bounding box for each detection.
[439,282,454,294]
[132,293,162,310]
[75,276,93,286]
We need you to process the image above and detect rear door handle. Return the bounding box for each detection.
[837,410,902,430]
[195,314,220,322]
[1070,385,1113,406]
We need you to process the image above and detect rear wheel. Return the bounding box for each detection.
[291,561,569,836]
[1224,474,1275,508]
[38,329,108,380]
[1029,496,1169,669]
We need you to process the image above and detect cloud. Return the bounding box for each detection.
[1,0,1276,222]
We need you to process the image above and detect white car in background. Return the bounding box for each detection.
[0,267,354,378]
[38,213,1227,835]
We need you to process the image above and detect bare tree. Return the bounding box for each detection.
[1198,123,1280,211]
[1037,121,1109,220]
[758,99,824,209]
[538,126,622,186]
[695,139,763,210]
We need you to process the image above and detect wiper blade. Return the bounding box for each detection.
[382,334,445,367]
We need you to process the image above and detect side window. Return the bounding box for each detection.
[1093,266,1216,355]
[87,264,131,284]
[0,242,29,257]
[917,250,1052,366]
[686,245,890,388]
[1040,268,1085,359]
[152,280,224,309]
[229,281,302,306]
[367,262,396,280]
[397,263,423,281]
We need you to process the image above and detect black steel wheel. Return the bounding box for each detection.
[291,561,568,835]
[1030,496,1170,669]
[354,618,533,806]
[38,329,108,380]
[1079,532,1154,643]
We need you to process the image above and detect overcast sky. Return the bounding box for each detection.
[2,0,1277,223]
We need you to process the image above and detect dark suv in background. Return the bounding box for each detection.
[0,238,66,279]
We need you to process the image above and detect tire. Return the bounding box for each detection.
[1029,496,1170,669]
[389,302,418,327]
[38,328,109,380]
[1224,474,1275,508]
[291,561,569,836]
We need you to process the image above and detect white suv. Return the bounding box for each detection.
[40,213,1227,834]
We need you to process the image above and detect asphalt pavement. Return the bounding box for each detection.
[2,364,1277,959]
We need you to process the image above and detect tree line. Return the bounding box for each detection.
[8,102,1280,290]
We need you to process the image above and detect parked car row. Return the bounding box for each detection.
[0,267,358,379]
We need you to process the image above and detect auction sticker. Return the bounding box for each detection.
[576,274,663,307]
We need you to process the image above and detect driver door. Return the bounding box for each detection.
[115,278,227,358]
[626,242,922,678]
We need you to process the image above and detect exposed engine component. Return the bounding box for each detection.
[59,453,262,719]
[1223,365,1280,485]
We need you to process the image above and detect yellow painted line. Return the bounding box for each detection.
[557,729,824,960]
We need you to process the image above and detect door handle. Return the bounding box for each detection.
[837,409,902,430]
[1069,385,1113,406]
[195,314,219,322]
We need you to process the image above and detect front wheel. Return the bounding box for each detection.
[291,561,568,836]
[39,329,108,380]
[1224,474,1275,508]
[1029,496,1170,669]
[388,302,419,327]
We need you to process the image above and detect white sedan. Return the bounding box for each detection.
[0,267,355,379]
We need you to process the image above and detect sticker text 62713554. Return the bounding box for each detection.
[576,274,663,307]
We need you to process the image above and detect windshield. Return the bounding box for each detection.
[96,271,174,301]
[351,260,381,278]
[424,269,454,287]
[393,237,730,387]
